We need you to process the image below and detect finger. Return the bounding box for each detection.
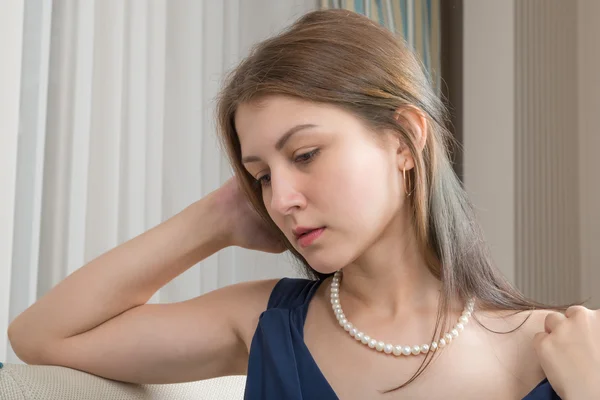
[565,305,589,318]
[544,311,566,334]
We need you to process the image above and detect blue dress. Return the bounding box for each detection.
[244,278,560,399]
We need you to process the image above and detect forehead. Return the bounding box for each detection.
[235,96,363,147]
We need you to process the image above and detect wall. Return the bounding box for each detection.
[464,0,598,306]
[578,0,600,308]
[513,1,580,306]
[463,0,516,283]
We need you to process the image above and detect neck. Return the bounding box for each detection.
[338,215,444,319]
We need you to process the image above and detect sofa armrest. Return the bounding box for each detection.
[0,363,246,400]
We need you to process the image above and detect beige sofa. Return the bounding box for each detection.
[0,363,246,399]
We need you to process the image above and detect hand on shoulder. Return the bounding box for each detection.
[532,306,600,399]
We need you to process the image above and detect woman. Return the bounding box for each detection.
[8,9,598,400]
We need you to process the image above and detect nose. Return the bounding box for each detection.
[269,172,306,216]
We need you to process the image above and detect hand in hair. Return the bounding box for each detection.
[533,306,600,399]
[216,176,286,254]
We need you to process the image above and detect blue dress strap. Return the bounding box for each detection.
[266,277,320,310]
[244,277,337,399]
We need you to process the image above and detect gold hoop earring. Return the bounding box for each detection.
[403,165,412,197]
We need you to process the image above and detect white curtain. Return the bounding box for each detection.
[2,0,317,364]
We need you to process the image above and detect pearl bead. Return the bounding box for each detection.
[384,344,393,354]
[329,270,474,357]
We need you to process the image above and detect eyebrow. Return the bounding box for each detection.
[241,124,318,164]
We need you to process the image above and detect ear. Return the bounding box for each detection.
[393,107,428,171]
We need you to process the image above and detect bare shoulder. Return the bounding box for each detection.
[226,278,280,349]
[499,308,554,349]
[474,307,553,340]
[519,308,554,337]
[506,309,554,380]
[471,308,553,394]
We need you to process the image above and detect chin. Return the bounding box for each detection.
[309,265,340,277]
[301,248,355,277]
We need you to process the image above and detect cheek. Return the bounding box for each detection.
[323,151,400,229]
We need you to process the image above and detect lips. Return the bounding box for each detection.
[292,226,323,239]
[293,227,326,248]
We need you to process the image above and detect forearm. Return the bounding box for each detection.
[8,192,228,356]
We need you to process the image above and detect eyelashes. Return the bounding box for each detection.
[294,148,320,164]
[255,149,320,188]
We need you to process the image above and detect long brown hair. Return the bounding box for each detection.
[215,9,564,392]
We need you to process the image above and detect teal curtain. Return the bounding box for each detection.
[320,0,441,92]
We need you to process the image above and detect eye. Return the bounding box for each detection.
[255,173,271,188]
[253,149,320,189]
[294,149,319,164]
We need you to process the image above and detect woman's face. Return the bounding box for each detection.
[236,95,407,274]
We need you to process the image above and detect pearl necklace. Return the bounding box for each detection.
[330,271,475,356]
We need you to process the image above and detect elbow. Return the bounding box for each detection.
[7,320,45,365]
